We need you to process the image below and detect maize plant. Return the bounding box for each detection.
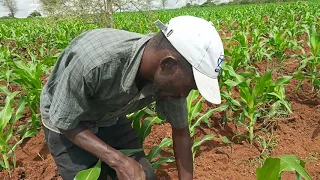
[186,90,216,160]
[127,106,163,146]
[6,50,49,134]
[222,65,292,143]
[294,25,320,92]
[127,107,174,169]
[267,26,292,62]
[0,86,25,171]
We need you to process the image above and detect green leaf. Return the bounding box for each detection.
[230,99,241,107]
[310,25,320,55]
[213,103,229,112]
[268,92,282,100]
[3,126,13,143]
[144,107,156,115]
[0,85,10,95]
[275,76,293,86]
[224,79,239,87]
[119,148,143,157]
[257,157,281,180]
[187,90,199,111]
[147,137,172,162]
[20,127,37,139]
[280,155,311,180]
[296,160,307,180]
[75,160,101,180]
[299,160,306,168]
[253,71,272,97]
[221,136,231,144]
[137,117,163,144]
[0,139,10,149]
[223,65,245,83]
[189,97,203,120]
[190,109,214,136]
[130,109,147,133]
[0,95,14,132]
[11,95,25,124]
[151,157,175,170]
[241,87,254,109]
[239,71,255,78]
[0,160,4,169]
[192,134,215,159]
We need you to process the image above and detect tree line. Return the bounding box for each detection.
[0,0,312,22]
[0,0,169,19]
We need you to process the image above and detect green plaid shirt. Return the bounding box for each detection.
[40,28,188,134]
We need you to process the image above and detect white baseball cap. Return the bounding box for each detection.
[155,16,224,104]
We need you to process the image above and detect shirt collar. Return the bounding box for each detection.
[121,33,154,92]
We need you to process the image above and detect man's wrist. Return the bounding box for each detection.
[102,149,127,169]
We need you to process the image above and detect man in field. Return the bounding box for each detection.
[40,15,224,180]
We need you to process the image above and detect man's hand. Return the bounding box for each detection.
[59,125,146,180]
[172,126,193,180]
[114,154,146,180]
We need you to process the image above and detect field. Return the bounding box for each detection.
[0,1,320,180]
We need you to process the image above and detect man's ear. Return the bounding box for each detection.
[160,56,177,70]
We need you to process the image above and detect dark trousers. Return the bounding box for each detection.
[44,116,155,180]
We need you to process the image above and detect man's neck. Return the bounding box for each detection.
[134,74,150,91]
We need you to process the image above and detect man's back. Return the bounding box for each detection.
[40,28,153,133]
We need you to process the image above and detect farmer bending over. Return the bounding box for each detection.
[40,16,224,180]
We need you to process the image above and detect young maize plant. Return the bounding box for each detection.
[249,29,272,63]
[267,26,292,63]
[7,51,47,133]
[128,106,175,169]
[221,65,292,144]
[186,90,216,160]
[127,106,163,146]
[216,63,259,124]
[294,25,320,92]
[0,86,25,171]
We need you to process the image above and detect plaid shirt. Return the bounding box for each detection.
[40,28,188,134]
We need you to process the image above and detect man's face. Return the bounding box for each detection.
[153,64,196,100]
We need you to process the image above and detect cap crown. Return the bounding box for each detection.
[156,16,224,79]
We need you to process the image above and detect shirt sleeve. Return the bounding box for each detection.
[155,97,188,129]
[48,61,96,131]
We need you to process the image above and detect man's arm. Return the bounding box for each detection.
[155,97,193,179]
[59,125,122,168]
[172,126,193,180]
[59,125,146,180]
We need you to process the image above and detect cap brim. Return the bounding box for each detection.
[193,67,221,104]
